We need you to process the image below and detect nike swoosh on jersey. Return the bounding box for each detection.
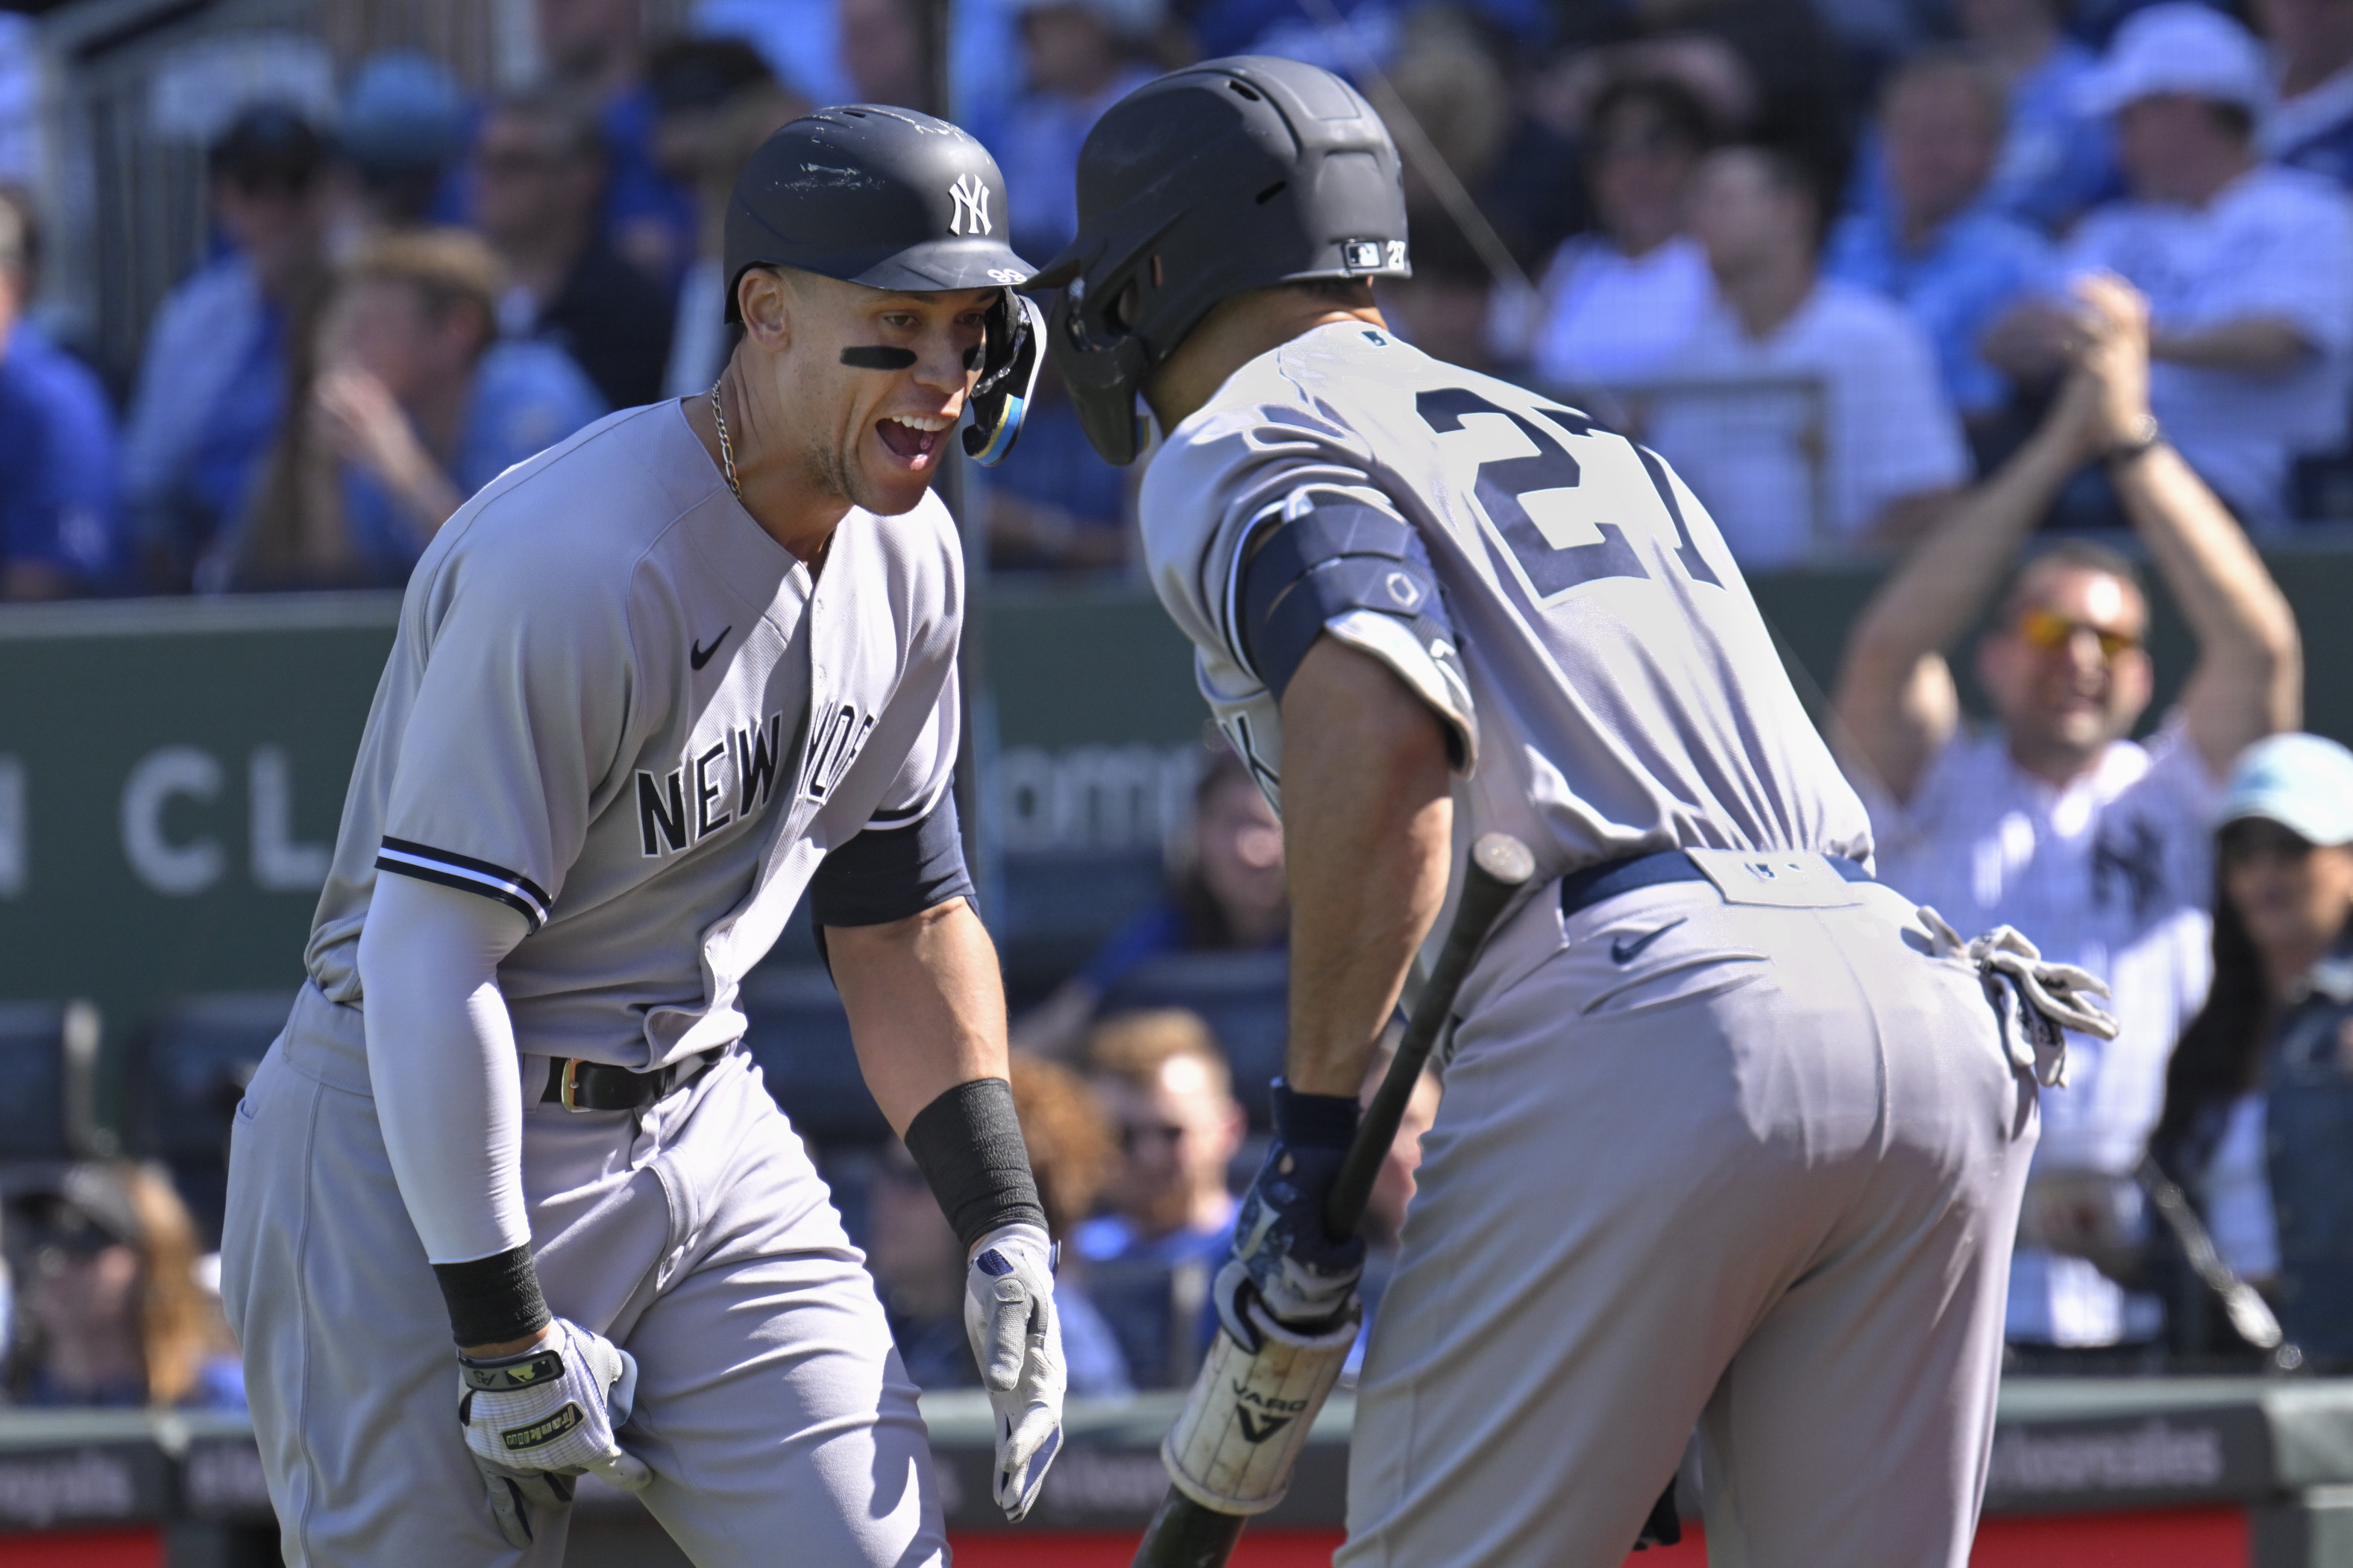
[691,627,732,670]
[1609,918,1687,965]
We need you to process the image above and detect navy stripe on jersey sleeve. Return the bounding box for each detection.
[377,837,553,931]
[808,793,976,928]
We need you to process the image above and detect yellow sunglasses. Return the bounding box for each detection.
[2014,605,2140,661]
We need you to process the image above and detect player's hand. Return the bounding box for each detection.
[1215,1081,1366,1353]
[458,1317,652,1548]
[962,1223,1066,1521]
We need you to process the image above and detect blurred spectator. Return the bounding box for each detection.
[1985,4,2353,531]
[122,104,329,591]
[870,1056,1140,1395]
[862,1139,976,1389]
[222,230,602,591]
[474,88,673,412]
[0,189,119,598]
[330,51,471,239]
[1648,144,1967,565]
[1829,51,2054,429]
[648,39,806,401]
[6,1162,243,1409]
[1014,746,1287,1059]
[1958,0,2115,230]
[2260,0,2353,187]
[1078,1010,1245,1388]
[975,0,1161,264]
[2150,735,2353,1367]
[842,0,936,110]
[1624,0,1853,195]
[1378,210,1499,374]
[538,0,698,285]
[966,0,1158,574]
[1343,1046,1440,1383]
[1835,274,2302,1352]
[1008,1053,1134,1395]
[1496,74,1716,394]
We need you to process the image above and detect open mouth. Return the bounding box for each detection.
[877,415,950,465]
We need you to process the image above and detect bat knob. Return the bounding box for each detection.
[1471,833,1536,887]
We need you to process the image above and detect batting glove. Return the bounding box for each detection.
[458,1317,652,1548]
[962,1222,1065,1521]
[1215,1080,1366,1353]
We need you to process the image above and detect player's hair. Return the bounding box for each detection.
[342,227,505,350]
[1286,277,1377,309]
[1085,1008,1234,1101]
[1882,45,2010,138]
[1997,538,2148,628]
[1008,1053,1118,1241]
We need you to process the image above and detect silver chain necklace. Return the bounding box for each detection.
[709,381,741,499]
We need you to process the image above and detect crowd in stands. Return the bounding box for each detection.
[1,0,2352,1402]
[0,0,2351,593]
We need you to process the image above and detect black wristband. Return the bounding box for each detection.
[904,1077,1046,1253]
[432,1244,553,1348]
[1272,1078,1362,1149]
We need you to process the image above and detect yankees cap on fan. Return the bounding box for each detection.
[723,104,1033,322]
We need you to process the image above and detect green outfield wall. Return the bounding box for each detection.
[1,552,2347,1039]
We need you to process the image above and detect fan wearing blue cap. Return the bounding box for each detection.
[2152,733,2353,1366]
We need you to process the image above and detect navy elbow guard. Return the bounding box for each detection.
[1234,491,1477,765]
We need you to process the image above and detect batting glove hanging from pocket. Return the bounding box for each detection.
[962,1221,1066,1521]
[1920,907,2120,1087]
[458,1317,653,1548]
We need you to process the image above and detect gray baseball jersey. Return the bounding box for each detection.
[303,398,962,1070]
[1138,321,1873,882]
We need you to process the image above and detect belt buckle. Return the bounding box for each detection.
[559,1058,588,1112]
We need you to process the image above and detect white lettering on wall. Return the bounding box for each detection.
[0,756,22,898]
[122,746,225,895]
[249,746,330,891]
[997,744,1203,854]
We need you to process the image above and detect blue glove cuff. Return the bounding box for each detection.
[1271,1079,1361,1149]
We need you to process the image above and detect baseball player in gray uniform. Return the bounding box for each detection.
[1036,59,2115,1567]
[219,109,1064,1565]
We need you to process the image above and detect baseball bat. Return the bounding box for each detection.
[1131,833,1536,1568]
[2134,1154,2297,1367]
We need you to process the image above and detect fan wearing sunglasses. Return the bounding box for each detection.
[1833,272,2302,1358]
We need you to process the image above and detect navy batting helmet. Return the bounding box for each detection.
[1031,58,1410,466]
[724,105,1043,462]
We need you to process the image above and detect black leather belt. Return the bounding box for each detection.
[541,1051,718,1113]
[1560,848,1873,918]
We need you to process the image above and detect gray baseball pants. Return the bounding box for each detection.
[1342,875,2038,1568]
[219,982,946,1567]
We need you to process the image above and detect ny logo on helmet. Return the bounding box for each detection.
[949,174,992,236]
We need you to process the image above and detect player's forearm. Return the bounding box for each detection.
[355,874,537,1335]
[832,897,1010,1135]
[1278,638,1454,1098]
[2114,444,2302,755]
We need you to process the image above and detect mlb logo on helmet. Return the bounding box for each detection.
[1342,240,1383,271]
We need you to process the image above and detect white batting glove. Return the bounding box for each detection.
[459,1317,652,1547]
[962,1223,1066,1521]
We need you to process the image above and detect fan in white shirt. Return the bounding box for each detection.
[1643,144,1971,568]
[1499,75,1719,394]
[1835,274,2302,1350]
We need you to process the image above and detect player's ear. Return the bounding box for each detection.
[737,267,796,357]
